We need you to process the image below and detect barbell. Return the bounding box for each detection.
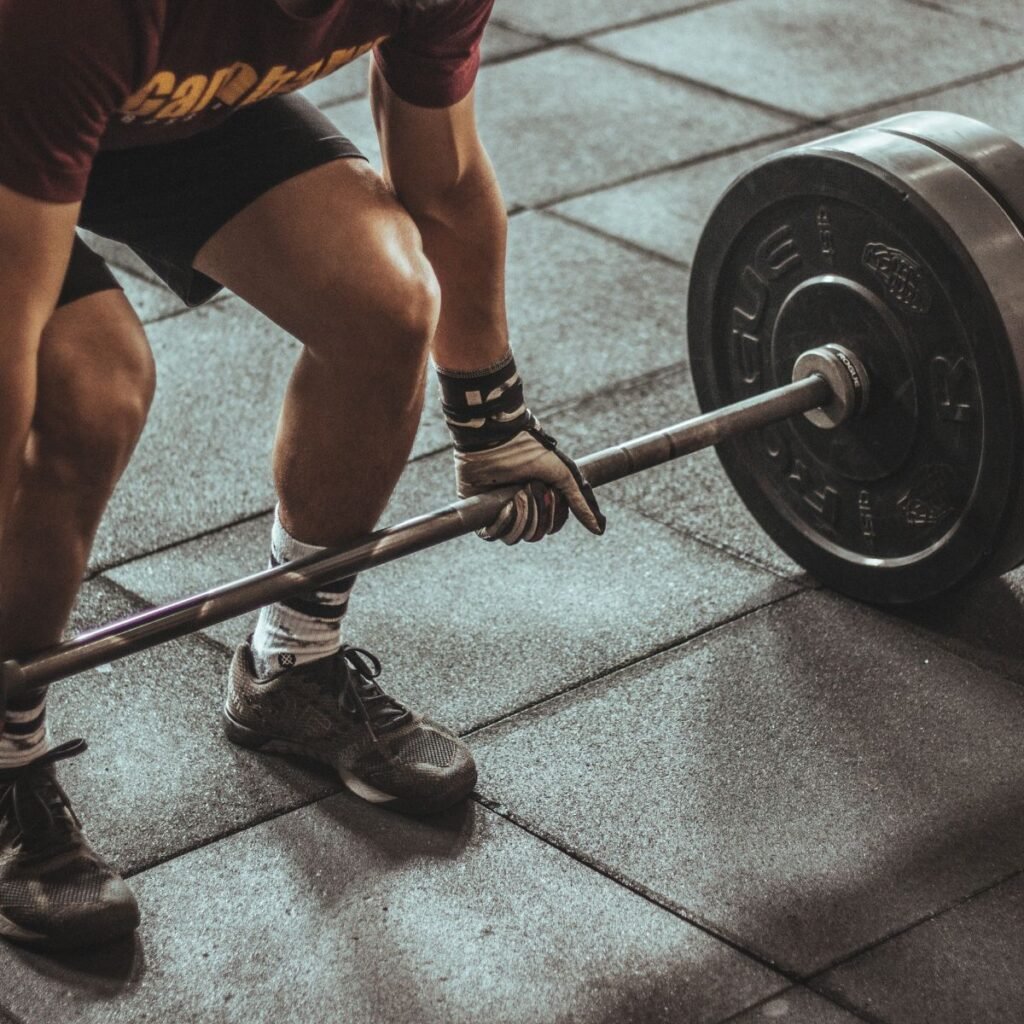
[3,109,1024,708]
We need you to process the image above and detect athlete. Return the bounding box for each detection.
[0,0,604,950]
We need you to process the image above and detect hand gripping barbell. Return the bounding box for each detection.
[4,109,1024,707]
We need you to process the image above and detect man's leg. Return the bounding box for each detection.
[195,160,439,549]
[195,158,476,814]
[0,290,156,662]
[0,286,152,949]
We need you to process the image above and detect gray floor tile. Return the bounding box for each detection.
[479,21,545,60]
[551,366,808,580]
[938,0,1023,29]
[505,212,687,402]
[471,590,1024,974]
[887,572,1024,688]
[815,871,1024,1024]
[107,449,795,733]
[326,46,797,208]
[74,230,182,321]
[494,0,705,39]
[552,129,824,266]
[322,94,380,165]
[78,230,164,286]
[44,577,338,876]
[593,0,1023,119]
[116,270,183,325]
[89,299,298,569]
[841,66,1024,144]
[728,987,864,1023]
[0,801,784,1024]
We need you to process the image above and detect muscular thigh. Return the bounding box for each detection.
[193,159,434,348]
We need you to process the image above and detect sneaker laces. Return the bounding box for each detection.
[0,738,87,843]
[336,646,412,742]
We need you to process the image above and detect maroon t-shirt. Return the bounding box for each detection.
[0,0,494,203]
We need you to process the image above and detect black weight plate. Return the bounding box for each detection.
[687,124,1024,604]
[867,111,1024,578]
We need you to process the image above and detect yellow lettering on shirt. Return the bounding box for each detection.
[316,40,378,81]
[214,62,260,105]
[121,71,177,117]
[190,66,239,115]
[286,58,326,92]
[116,38,388,125]
[155,75,209,119]
[240,65,299,106]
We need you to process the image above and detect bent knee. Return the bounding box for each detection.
[35,296,156,486]
[309,245,441,364]
[384,255,442,351]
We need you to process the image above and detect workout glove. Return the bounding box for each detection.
[437,353,605,544]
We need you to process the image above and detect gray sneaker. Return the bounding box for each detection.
[0,739,140,950]
[224,642,477,814]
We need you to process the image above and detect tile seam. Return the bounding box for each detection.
[538,208,687,270]
[903,0,1013,31]
[492,0,741,49]
[87,506,275,579]
[802,862,1024,987]
[582,42,1024,133]
[826,59,1024,126]
[529,124,821,211]
[110,261,166,293]
[715,984,883,1024]
[463,587,806,738]
[140,291,233,328]
[120,788,343,880]
[578,39,818,124]
[616,499,813,585]
[473,793,799,987]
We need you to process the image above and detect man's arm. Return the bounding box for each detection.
[369,62,508,372]
[0,184,79,525]
[370,65,604,541]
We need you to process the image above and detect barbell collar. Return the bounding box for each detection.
[3,361,845,698]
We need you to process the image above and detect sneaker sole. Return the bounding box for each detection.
[0,901,140,951]
[222,707,475,815]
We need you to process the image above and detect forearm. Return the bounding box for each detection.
[400,155,510,373]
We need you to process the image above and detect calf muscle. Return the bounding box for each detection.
[0,185,79,545]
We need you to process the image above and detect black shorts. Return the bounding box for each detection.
[61,94,365,310]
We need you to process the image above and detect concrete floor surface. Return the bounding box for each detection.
[7,1,1024,1022]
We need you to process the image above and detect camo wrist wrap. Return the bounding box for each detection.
[436,351,533,453]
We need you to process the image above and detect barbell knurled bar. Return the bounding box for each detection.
[0,347,855,708]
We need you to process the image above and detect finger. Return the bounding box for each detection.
[549,492,570,535]
[553,465,605,535]
[525,483,554,542]
[536,439,606,536]
[500,488,533,545]
[480,498,517,541]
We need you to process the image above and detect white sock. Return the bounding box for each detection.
[0,691,49,770]
[251,507,355,679]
